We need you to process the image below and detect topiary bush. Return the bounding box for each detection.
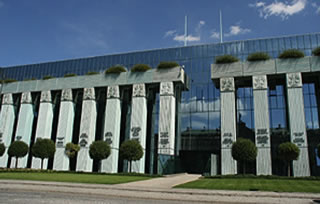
[278,49,305,59]
[278,142,300,177]
[8,141,29,168]
[247,52,271,62]
[131,64,151,72]
[105,65,127,74]
[157,61,179,69]
[312,47,320,57]
[86,71,99,75]
[215,55,239,64]
[32,138,56,169]
[42,75,55,80]
[120,139,143,173]
[64,73,77,78]
[2,78,18,84]
[89,141,111,162]
[0,143,5,157]
[231,138,257,174]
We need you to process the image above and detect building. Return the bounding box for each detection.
[0,32,320,176]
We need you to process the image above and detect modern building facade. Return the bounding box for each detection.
[0,32,320,176]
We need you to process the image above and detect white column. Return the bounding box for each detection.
[11,92,34,168]
[0,94,16,168]
[32,91,54,169]
[101,86,121,173]
[286,72,310,177]
[252,75,272,175]
[129,84,147,173]
[53,89,75,171]
[158,82,176,174]
[220,77,237,175]
[76,88,97,172]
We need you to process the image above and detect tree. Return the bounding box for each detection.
[89,141,111,165]
[32,138,56,169]
[0,143,5,157]
[65,142,80,170]
[278,142,300,177]
[119,139,143,173]
[8,141,29,168]
[231,138,257,174]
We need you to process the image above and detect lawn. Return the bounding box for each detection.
[175,177,320,193]
[0,171,153,185]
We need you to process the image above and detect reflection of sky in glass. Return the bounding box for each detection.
[268,84,287,130]
[303,83,319,130]
[237,87,254,129]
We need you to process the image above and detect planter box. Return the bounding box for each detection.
[311,56,320,72]
[276,57,310,74]
[127,71,153,85]
[211,62,243,79]
[243,60,276,76]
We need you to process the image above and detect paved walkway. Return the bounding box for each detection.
[1,176,320,203]
[116,173,201,189]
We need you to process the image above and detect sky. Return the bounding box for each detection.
[0,0,319,67]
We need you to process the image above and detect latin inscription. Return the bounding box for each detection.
[105,132,113,145]
[293,132,305,147]
[256,129,269,147]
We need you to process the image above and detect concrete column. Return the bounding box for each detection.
[53,89,75,171]
[286,72,310,177]
[10,92,34,168]
[129,84,147,173]
[220,77,237,175]
[32,91,54,169]
[252,75,272,175]
[76,88,97,172]
[0,94,16,168]
[101,86,121,173]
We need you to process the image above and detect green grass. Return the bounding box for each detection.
[0,172,153,185]
[175,177,320,193]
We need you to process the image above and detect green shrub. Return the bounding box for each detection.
[278,142,300,177]
[278,49,305,59]
[65,142,80,159]
[231,138,257,174]
[89,141,111,162]
[131,64,151,72]
[32,138,56,169]
[42,75,55,80]
[247,52,270,62]
[105,65,127,74]
[86,71,99,75]
[0,143,5,157]
[8,141,29,168]
[157,61,179,69]
[23,78,37,81]
[63,73,77,78]
[120,139,143,173]
[2,78,18,84]
[312,47,320,56]
[215,55,239,64]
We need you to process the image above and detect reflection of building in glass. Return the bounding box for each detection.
[0,32,320,176]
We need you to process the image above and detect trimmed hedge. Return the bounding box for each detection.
[2,78,18,84]
[157,61,179,69]
[312,47,320,56]
[86,71,99,75]
[105,65,127,74]
[247,52,270,62]
[42,75,55,80]
[215,55,239,64]
[131,64,151,72]
[278,49,305,59]
[63,73,77,78]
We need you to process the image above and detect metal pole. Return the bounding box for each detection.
[184,15,188,46]
[220,10,223,43]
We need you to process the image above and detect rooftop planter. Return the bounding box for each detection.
[42,75,55,80]
[243,52,274,76]
[86,71,99,75]
[131,64,151,72]
[2,78,18,84]
[211,55,242,79]
[157,61,179,69]
[105,65,127,74]
[277,49,309,73]
[63,73,77,78]
[312,47,320,57]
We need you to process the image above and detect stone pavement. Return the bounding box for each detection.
[1,175,320,203]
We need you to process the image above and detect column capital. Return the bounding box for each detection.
[160,82,174,96]
[2,93,13,105]
[286,72,302,88]
[252,75,268,90]
[132,84,146,98]
[61,89,73,102]
[220,77,235,92]
[83,88,95,100]
[107,86,120,99]
[40,91,52,103]
[21,92,32,104]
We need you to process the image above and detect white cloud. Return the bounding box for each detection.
[164,30,177,38]
[250,0,307,20]
[225,25,251,37]
[312,2,320,14]
[210,31,220,39]
[173,34,200,42]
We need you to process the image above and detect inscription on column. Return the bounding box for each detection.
[222,133,233,148]
[79,133,88,147]
[256,129,269,147]
[104,132,113,145]
[56,137,64,148]
[131,127,141,141]
[292,132,305,147]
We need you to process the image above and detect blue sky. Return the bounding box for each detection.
[0,0,319,67]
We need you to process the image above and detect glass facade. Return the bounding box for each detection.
[1,32,320,174]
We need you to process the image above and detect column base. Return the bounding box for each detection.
[293,147,310,177]
[256,147,272,175]
[221,148,237,175]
